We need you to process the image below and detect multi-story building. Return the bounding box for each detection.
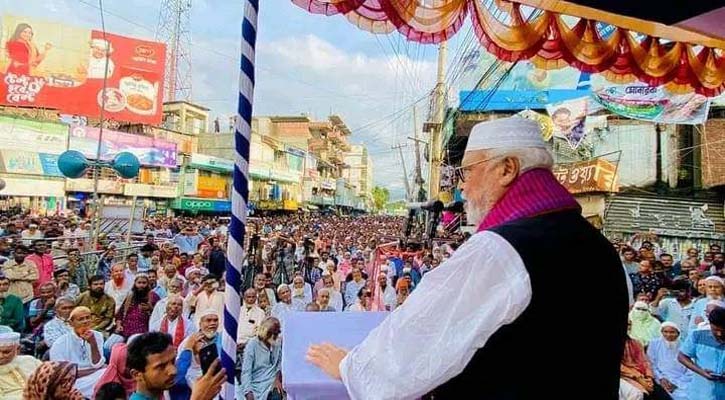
[343,145,374,210]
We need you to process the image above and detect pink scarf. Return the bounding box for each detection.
[477,168,580,232]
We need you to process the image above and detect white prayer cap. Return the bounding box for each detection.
[185,267,201,279]
[197,308,220,319]
[633,301,649,311]
[704,276,724,285]
[0,332,20,346]
[660,321,680,332]
[276,284,289,293]
[465,116,546,154]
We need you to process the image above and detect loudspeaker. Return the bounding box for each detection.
[111,152,140,179]
[57,150,90,179]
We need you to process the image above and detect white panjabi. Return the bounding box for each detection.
[464,116,546,153]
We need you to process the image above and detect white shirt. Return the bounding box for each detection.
[187,290,225,328]
[150,314,196,338]
[340,231,532,400]
[105,279,133,312]
[49,330,106,369]
[237,304,266,344]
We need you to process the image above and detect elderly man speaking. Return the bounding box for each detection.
[307,116,629,399]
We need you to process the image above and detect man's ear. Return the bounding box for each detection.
[498,156,520,187]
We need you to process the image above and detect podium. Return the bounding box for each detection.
[282,312,389,400]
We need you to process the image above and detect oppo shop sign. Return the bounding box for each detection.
[178,198,231,212]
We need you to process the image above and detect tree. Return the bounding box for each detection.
[371,186,390,212]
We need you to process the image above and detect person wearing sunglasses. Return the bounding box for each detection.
[347,287,373,312]
[307,116,629,399]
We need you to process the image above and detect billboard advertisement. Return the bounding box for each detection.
[0,15,165,124]
[69,125,177,168]
[592,85,710,125]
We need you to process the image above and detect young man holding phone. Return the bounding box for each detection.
[128,331,226,400]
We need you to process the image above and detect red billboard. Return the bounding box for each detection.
[0,15,166,125]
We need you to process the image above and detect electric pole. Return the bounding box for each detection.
[392,143,411,201]
[426,42,447,200]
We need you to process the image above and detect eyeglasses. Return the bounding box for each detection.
[454,156,500,183]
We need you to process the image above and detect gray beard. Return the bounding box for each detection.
[664,339,679,350]
[465,202,486,227]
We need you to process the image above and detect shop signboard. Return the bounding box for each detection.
[124,183,177,198]
[197,175,228,199]
[69,125,177,167]
[0,150,63,177]
[0,116,67,154]
[0,15,166,124]
[189,153,234,173]
[183,169,198,196]
[270,169,300,184]
[65,178,124,194]
[320,180,335,190]
[174,198,231,212]
[553,159,619,194]
[0,177,65,197]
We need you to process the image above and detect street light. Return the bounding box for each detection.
[57,150,141,247]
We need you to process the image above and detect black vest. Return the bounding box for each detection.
[430,210,629,400]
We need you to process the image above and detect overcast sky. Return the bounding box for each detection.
[7,0,468,199]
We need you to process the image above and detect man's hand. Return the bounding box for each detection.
[245,393,255,400]
[703,369,718,381]
[659,378,675,393]
[80,330,94,343]
[639,376,654,393]
[306,343,347,381]
[274,373,284,394]
[186,332,205,352]
[139,302,151,312]
[190,359,226,400]
[44,297,55,309]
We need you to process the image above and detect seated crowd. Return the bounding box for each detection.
[618,241,725,400]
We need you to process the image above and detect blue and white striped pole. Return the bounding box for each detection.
[221,0,257,398]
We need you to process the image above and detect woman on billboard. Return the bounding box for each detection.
[5,23,52,76]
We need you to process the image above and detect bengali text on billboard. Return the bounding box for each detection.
[69,124,177,168]
[0,15,165,125]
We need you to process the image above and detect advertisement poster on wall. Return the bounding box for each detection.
[0,15,166,124]
[69,125,177,168]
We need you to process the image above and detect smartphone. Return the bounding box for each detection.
[199,342,219,375]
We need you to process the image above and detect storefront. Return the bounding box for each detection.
[65,178,125,216]
[171,197,232,214]
[123,183,177,216]
[603,193,725,260]
[0,176,66,214]
[185,153,233,200]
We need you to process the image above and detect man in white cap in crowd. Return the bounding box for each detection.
[271,284,294,323]
[49,306,107,398]
[178,308,221,389]
[0,330,41,400]
[307,116,629,399]
[646,322,691,400]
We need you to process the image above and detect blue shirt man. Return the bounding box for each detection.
[679,307,725,400]
[173,228,204,255]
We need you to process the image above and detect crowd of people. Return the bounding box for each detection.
[0,211,468,400]
[618,241,725,400]
[0,208,722,399]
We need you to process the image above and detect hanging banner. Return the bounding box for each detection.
[547,97,588,149]
[69,125,177,168]
[592,85,710,125]
[0,15,165,125]
[517,109,554,142]
[0,116,67,154]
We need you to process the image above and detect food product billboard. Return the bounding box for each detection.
[0,15,165,124]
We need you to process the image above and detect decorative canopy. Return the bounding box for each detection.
[292,0,725,95]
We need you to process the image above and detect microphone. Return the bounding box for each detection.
[406,200,444,213]
[443,201,465,213]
